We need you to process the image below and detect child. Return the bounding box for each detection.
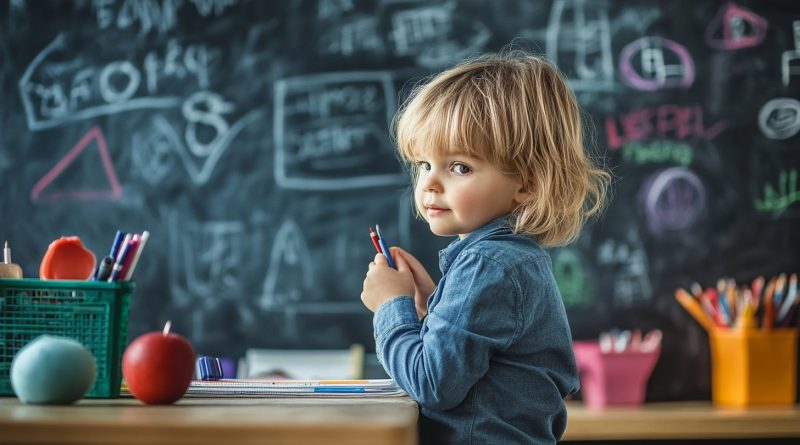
[360,50,609,444]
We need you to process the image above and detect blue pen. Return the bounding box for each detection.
[374,225,396,269]
[109,230,126,260]
[314,387,367,393]
[107,241,133,282]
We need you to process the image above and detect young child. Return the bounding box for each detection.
[360,50,609,444]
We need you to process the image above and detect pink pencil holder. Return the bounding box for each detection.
[573,341,660,409]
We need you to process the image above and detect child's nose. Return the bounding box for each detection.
[420,171,442,192]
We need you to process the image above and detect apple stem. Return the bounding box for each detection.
[163,320,172,335]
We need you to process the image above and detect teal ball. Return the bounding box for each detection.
[11,335,96,404]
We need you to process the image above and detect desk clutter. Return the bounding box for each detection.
[0,231,146,402]
[676,274,799,407]
[1,233,401,405]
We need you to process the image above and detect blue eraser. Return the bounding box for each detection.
[11,335,96,404]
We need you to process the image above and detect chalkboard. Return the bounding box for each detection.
[1,0,799,402]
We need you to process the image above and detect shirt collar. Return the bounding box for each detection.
[438,215,514,273]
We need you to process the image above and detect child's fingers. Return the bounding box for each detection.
[374,253,388,266]
[393,252,409,272]
[391,247,424,275]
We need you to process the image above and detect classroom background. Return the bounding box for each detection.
[1,0,799,403]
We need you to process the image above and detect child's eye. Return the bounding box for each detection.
[416,161,431,171]
[451,162,471,175]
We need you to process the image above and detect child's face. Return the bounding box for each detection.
[414,152,528,239]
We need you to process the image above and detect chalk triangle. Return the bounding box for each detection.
[706,2,767,50]
[31,126,122,202]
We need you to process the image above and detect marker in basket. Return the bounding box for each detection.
[93,256,114,281]
[108,238,137,282]
[0,240,23,279]
[123,230,149,281]
[373,225,396,269]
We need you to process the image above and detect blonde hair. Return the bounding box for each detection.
[393,50,610,247]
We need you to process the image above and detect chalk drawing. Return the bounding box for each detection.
[19,34,213,130]
[388,1,490,68]
[319,15,384,57]
[94,0,237,35]
[30,126,122,202]
[274,71,404,190]
[134,96,263,185]
[131,115,178,185]
[782,21,800,87]
[596,231,652,307]
[552,248,593,309]
[642,167,706,234]
[260,219,316,310]
[758,97,800,140]
[755,169,799,217]
[546,0,614,91]
[706,2,767,50]
[619,37,695,91]
[168,209,245,308]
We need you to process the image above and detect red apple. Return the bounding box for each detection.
[122,321,195,404]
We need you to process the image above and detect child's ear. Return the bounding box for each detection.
[513,184,533,204]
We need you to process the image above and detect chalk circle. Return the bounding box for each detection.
[758,98,800,140]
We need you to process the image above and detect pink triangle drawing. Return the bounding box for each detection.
[31,126,122,202]
[706,2,767,50]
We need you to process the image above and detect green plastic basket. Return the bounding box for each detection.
[0,278,133,398]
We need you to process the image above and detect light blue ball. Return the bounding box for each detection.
[11,335,96,404]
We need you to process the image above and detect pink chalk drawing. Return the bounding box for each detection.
[31,126,122,202]
[706,2,767,50]
[619,37,695,91]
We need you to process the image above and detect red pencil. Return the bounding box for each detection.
[368,227,383,254]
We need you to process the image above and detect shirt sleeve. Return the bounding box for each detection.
[373,251,520,410]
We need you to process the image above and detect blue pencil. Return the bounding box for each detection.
[375,225,396,269]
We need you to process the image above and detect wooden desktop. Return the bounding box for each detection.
[2,397,800,444]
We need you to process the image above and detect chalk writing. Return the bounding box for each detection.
[168,210,245,308]
[30,126,122,202]
[596,231,652,307]
[19,34,213,130]
[605,104,726,150]
[131,115,178,185]
[622,140,693,166]
[782,21,800,87]
[388,2,490,68]
[619,37,695,91]
[758,97,800,140]
[706,2,767,50]
[546,0,614,91]
[274,71,403,190]
[94,0,237,35]
[642,167,705,234]
[755,169,799,217]
[319,15,384,56]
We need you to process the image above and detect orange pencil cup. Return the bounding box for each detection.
[573,341,660,409]
[709,328,797,407]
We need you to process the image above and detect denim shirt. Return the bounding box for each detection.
[373,217,579,445]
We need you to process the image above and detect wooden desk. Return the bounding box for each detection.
[4,397,800,444]
[0,396,418,445]
[563,402,800,441]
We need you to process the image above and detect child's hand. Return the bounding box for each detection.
[361,252,415,313]
[390,247,435,319]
